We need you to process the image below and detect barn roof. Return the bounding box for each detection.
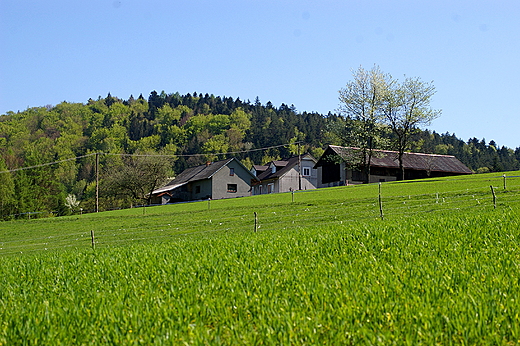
[318,145,473,174]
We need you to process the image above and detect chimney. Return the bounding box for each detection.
[206,161,211,167]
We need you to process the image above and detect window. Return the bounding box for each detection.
[195,185,201,194]
[267,183,274,194]
[227,184,237,193]
[302,167,311,176]
[229,168,235,176]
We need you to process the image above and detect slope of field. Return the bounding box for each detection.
[1,172,520,344]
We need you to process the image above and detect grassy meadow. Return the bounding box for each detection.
[1,171,520,344]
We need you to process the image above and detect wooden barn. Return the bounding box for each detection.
[315,145,473,187]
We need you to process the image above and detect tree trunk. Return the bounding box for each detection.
[365,150,373,184]
[398,151,405,180]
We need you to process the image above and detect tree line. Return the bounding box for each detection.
[1,89,519,219]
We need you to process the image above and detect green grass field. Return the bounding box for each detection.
[1,171,520,344]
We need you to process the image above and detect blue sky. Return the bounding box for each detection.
[1,0,519,149]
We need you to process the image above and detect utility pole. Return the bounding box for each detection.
[298,141,302,191]
[95,152,99,213]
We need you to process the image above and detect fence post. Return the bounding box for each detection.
[503,174,507,190]
[490,185,496,209]
[292,190,294,203]
[91,230,96,250]
[379,182,384,220]
[254,212,258,232]
[208,198,211,210]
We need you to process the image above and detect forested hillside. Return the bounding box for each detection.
[1,91,519,218]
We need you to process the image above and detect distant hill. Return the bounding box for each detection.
[1,91,519,217]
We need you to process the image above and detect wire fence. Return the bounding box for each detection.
[2,175,519,256]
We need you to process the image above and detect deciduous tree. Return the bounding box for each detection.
[101,151,174,206]
[0,157,15,219]
[381,76,441,180]
[335,65,391,182]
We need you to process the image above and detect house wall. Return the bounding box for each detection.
[211,159,253,199]
[255,158,318,194]
[300,158,318,190]
[278,166,317,192]
[278,167,298,192]
[253,181,274,195]
[169,184,193,201]
[191,179,212,200]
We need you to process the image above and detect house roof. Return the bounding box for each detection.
[317,145,473,174]
[252,165,268,174]
[151,182,188,195]
[272,160,289,168]
[257,153,316,181]
[152,157,259,195]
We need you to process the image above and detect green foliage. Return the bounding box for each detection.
[336,65,442,181]
[0,157,15,219]
[0,93,327,216]
[201,134,229,161]
[1,91,519,219]
[101,152,174,206]
[381,75,441,180]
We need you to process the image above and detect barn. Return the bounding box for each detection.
[315,145,473,187]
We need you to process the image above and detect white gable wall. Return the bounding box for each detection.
[255,157,318,194]
[211,159,253,199]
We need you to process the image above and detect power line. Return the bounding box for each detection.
[110,143,291,158]
[0,153,97,174]
[0,143,296,174]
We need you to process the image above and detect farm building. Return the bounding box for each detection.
[150,158,259,204]
[252,154,318,194]
[315,145,473,187]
